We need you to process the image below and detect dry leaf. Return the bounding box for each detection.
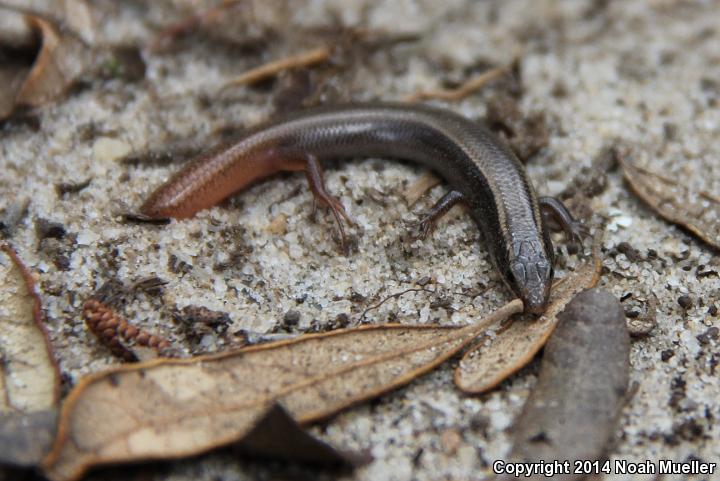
[0,1,95,42]
[0,243,60,412]
[235,403,369,467]
[0,243,60,466]
[0,10,36,120]
[454,234,603,393]
[43,300,522,481]
[621,157,720,251]
[0,410,58,467]
[0,64,30,120]
[504,288,630,481]
[14,16,91,108]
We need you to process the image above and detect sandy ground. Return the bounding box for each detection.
[1,1,719,480]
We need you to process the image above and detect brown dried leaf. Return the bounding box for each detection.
[0,244,60,466]
[0,243,60,412]
[504,289,629,481]
[454,234,603,393]
[621,157,720,250]
[15,16,90,108]
[43,300,523,481]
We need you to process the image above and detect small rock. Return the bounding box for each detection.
[93,137,131,162]
[440,428,462,455]
[678,295,692,309]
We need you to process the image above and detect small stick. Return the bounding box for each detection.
[222,46,331,88]
[360,287,436,321]
[403,65,507,103]
[148,0,243,53]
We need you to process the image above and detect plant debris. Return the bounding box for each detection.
[0,409,59,467]
[624,293,658,337]
[454,233,603,393]
[403,65,508,103]
[222,46,332,89]
[558,141,620,220]
[42,300,522,481]
[14,16,90,110]
[82,299,175,362]
[0,12,91,120]
[621,156,720,251]
[0,243,60,466]
[235,403,370,468]
[403,172,442,206]
[0,243,60,411]
[503,288,630,481]
[147,0,244,53]
[483,92,549,163]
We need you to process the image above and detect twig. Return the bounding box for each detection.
[222,46,331,89]
[403,65,507,103]
[147,0,244,53]
[360,287,436,321]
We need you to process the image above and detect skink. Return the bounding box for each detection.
[141,103,577,314]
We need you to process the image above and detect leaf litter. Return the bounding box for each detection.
[0,243,60,466]
[42,300,523,481]
[620,154,720,251]
[454,231,604,394]
[0,10,91,120]
[502,288,630,481]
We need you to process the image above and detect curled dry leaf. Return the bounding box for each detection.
[503,288,629,481]
[454,233,603,393]
[621,157,720,251]
[0,243,60,466]
[14,16,90,108]
[43,300,523,481]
